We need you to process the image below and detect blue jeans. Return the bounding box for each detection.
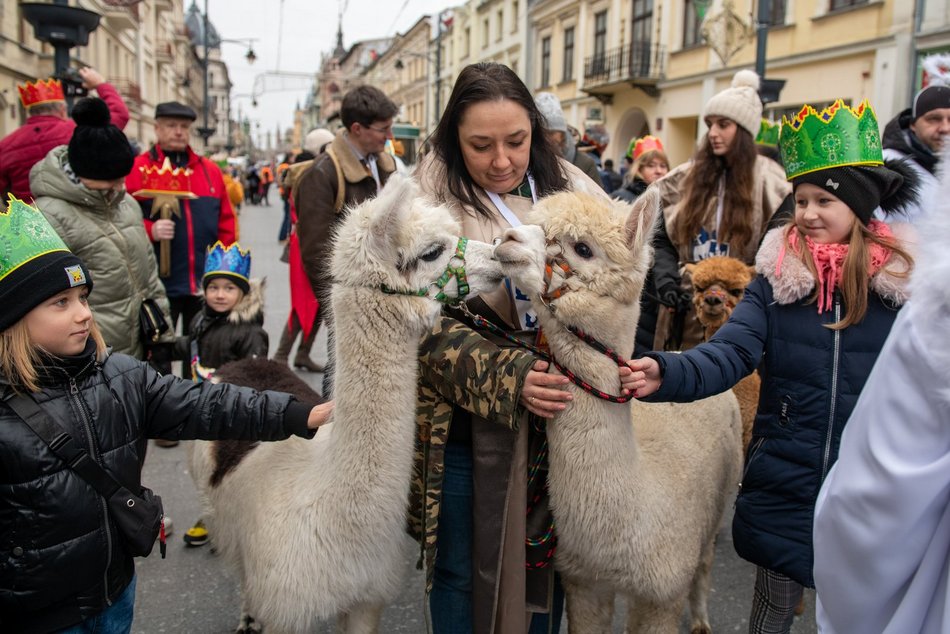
[430,442,564,633]
[57,576,136,634]
[430,441,474,634]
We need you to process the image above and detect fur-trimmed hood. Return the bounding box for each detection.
[227,278,265,324]
[755,227,911,306]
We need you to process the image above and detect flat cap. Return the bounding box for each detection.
[155,101,197,121]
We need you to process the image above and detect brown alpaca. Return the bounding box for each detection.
[685,256,759,452]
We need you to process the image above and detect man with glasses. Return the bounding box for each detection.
[294,85,398,389]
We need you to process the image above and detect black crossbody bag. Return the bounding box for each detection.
[7,394,165,558]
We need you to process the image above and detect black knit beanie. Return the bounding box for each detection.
[202,272,250,295]
[67,97,134,180]
[0,252,93,332]
[793,165,903,225]
[913,85,950,121]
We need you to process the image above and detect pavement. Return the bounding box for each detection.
[132,197,818,632]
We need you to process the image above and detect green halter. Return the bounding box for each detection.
[380,237,471,304]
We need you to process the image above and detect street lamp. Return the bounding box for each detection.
[198,0,258,146]
[20,0,100,110]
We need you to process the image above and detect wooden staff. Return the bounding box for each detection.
[150,194,182,278]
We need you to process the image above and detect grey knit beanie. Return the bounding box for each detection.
[535,92,567,133]
[703,70,762,137]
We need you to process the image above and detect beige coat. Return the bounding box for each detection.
[415,155,604,633]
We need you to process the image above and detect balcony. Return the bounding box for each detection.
[113,79,142,106]
[582,41,665,101]
[154,0,174,13]
[101,3,137,32]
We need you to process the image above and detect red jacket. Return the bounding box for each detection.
[0,83,129,200]
[126,145,237,298]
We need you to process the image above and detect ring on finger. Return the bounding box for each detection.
[529,396,535,405]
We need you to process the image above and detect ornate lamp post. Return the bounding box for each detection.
[20,0,100,109]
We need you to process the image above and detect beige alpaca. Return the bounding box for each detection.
[189,174,505,633]
[687,256,760,451]
[495,189,742,633]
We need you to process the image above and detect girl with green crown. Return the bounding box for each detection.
[0,197,333,633]
[621,99,919,632]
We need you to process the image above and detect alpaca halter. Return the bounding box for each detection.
[457,301,636,404]
[379,237,471,304]
[539,240,576,310]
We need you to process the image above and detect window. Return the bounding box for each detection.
[632,0,653,43]
[464,27,471,57]
[497,9,503,41]
[593,11,608,60]
[830,0,868,9]
[511,0,519,32]
[562,26,575,82]
[769,0,787,25]
[683,0,703,48]
[483,18,489,48]
[540,36,551,88]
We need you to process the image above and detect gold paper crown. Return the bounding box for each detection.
[132,157,198,198]
[17,78,65,108]
[779,99,883,180]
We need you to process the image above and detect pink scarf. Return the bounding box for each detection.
[777,220,893,313]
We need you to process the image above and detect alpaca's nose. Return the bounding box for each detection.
[704,295,723,307]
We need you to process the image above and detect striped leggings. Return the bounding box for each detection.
[749,566,804,634]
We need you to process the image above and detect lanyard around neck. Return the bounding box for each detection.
[485,173,537,228]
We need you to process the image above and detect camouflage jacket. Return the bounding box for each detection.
[408,314,536,593]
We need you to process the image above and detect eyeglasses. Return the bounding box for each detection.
[364,124,392,135]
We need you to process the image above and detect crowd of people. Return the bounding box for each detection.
[0,54,948,634]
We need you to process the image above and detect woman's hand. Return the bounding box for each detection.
[307,401,335,430]
[620,358,662,398]
[521,360,572,419]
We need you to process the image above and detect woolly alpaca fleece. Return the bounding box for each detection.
[703,69,762,137]
[497,188,743,632]
[189,172,506,633]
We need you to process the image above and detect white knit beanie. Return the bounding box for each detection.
[535,92,567,133]
[304,128,335,154]
[702,70,762,138]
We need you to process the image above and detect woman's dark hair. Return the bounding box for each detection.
[429,62,567,218]
[674,127,759,257]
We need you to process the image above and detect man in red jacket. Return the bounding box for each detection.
[0,68,129,200]
[126,102,237,396]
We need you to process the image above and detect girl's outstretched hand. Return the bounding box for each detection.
[521,360,573,419]
[619,357,662,398]
[307,401,335,430]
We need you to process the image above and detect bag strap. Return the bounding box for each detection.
[7,393,123,499]
[324,146,346,213]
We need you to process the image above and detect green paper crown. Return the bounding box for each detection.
[0,195,70,283]
[779,99,883,180]
[755,119,780,147]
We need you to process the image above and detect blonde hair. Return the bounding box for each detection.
[784,220,914,330]
[630,149,670,183]
[0,319,107,393]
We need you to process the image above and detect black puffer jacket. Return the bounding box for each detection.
[0,345,313,633]
[187,279,269,371]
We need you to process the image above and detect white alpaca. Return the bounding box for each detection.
[189,174,505,633]
[495,189,743,633]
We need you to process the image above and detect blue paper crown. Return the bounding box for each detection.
[203,241,251,284]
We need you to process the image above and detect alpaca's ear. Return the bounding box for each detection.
[624,187,661,252]
[683,263,696,277]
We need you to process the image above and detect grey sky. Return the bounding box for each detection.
[206,0,455,147]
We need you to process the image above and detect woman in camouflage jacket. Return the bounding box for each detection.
[409,63,611,634]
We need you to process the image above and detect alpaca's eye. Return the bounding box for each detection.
[729,288,743,297]
[694,286,706,293]
[420,245,445,262]
[573,242,593,259]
